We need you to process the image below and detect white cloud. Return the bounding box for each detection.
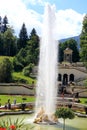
[0,0,85,39]
[55,9,85,39]
[22,0,44,5]
[0,0,43,36]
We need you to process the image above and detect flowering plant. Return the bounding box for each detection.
[0,118,27,130]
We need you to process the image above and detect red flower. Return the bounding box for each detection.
[0,128,6,130]
[10,125,16,130]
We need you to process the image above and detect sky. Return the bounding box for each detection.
[0,0,87,39]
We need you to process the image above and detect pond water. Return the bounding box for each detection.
[1,114,87,130]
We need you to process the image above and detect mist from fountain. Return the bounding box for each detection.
[35,4,58,123]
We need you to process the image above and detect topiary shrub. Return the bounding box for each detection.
[55,107,75,130]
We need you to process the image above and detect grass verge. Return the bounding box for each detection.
[0,95,35,106]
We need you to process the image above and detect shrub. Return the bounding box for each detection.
[0,58,13,83]
[13,76,28,84]
[23,63,34,76]
[13,59,24,72]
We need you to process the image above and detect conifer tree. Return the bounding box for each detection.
[0,16,2,32]
[27,28,40,64]
[3,15,8,32]
[18,23,28,50]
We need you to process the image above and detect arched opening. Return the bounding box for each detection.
[69,74,74,82]
[58,74,62,81]
[63,74,68,85]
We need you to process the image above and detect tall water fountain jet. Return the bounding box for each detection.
[34,4,58,123]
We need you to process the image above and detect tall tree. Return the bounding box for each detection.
[2,15,8,32]
[18,23,28,50]
[80,14,87,67]
[27,28,40,65]
[0,16,2,24]
[0,33,4,55]
[29,28,37,39]
[3,28,17,56]
[0,16,2,32]
[14,28,39,72]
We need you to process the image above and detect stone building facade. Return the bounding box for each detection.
[32,48,87,86]
[58,63,87,85]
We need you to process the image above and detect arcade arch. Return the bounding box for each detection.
[58,73,74,85]
[69,74,74,82]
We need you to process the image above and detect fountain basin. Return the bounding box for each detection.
[0,114,87,130]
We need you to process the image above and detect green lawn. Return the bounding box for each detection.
[0,95,35,106]
[80,98,87,105]
[0,95,87,107]
[12,72,36,85]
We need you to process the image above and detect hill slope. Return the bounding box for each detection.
[59,35,80,49]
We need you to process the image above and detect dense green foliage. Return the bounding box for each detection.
[3,28,17,56]
[0,16,40,83]
[17,23,28,50]
[0,58,13,82]
[59,39,80,62]
[0,16,17,56]
[0,57,36,84]
[23,63,34,77]
[80,14,87,68]
[27,28,39,65]
[13,28,39,72]
[0,28,17,56]
[0,15,8,33]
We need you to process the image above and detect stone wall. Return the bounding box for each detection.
[33,65,87,82]
[59,68,87,81]
[0,85,34,95]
